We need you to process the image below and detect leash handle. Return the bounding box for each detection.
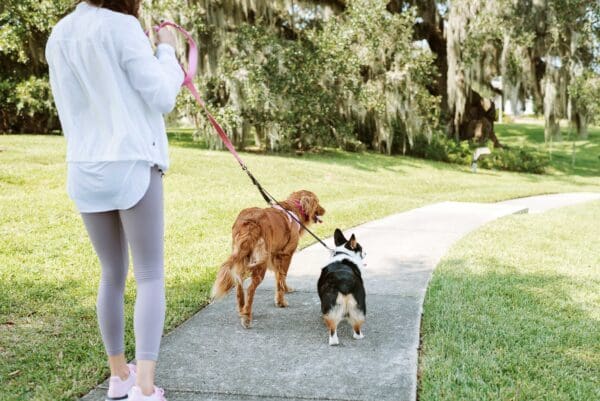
[153,21,197,87]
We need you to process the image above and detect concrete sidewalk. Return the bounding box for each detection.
[82,192,600,401]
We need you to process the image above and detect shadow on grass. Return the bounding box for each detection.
[496,123,548,144]
[170,126,600,177]
[496,123,600,177]
[167,130,207,150]
[168,130,485,176]
[419,257,599,401]
[167,130,418,173]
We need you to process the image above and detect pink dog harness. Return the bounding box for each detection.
[272,205,301,232]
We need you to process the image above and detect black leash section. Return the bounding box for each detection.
[242,166,272,205]
[242,166,335,255]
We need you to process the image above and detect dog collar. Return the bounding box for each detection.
[292,200,309,221]
[329,248,365,270]
[333,248,357,258]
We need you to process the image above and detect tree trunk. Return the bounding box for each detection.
[542,72,562,143]
[411,0,448,113]
[457,89,502,147]
[574,113,588,139]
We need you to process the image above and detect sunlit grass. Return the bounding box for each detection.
[419,201,600,401]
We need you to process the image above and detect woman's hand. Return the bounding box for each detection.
[156,27,177,49]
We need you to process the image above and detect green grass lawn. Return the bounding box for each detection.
[0,124,599,400]
[419,201,600,401]
[496,121,600,177]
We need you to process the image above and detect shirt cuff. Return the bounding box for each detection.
[156,43,177,59]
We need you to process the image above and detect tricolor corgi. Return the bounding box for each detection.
[317,228,366,346]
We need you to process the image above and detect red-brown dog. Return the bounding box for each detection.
[211,190,325,328]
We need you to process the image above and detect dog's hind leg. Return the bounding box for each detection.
[239,266,266,328]
[323,314,341,346]
[228,261,246,314]
[279,254,295,293]
[351,321,365,340]
[349,309,365,340]
[235,281,245,314]
[274,269,290,307]
[273,252,294,304]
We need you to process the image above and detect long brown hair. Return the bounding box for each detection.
[83,0,142,18]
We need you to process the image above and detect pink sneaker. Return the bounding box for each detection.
[106,364,137,400]
[128,386,167,401]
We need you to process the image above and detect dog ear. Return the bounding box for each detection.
[349,234,357,249]
[300,195,313,217]
[334,229,347,246]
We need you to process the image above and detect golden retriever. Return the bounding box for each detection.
[211,190,325,328]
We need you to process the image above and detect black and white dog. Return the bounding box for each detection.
[317,229,366,346]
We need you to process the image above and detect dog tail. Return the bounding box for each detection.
[210,258,236,300]
[211,220,263,300]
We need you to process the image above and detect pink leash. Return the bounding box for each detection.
[153,22,334,254]
[154,21,245,169]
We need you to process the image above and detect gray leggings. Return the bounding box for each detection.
[81,167,165,361]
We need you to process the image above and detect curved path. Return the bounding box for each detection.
[82,192,600,401]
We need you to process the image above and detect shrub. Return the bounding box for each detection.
[409,134,471,164]
[478,146,549,174]
[408,134,549,174]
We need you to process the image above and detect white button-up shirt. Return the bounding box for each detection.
[46,2,185,212]
[46,1,184,170]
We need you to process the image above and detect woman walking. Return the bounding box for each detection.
[45,1,183,400]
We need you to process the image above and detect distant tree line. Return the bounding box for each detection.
[1,0,599,153]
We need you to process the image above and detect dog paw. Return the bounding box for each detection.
[353,332,364,340]
[275,299,289,308]
[240,317,252,329]
[329,335,339,346]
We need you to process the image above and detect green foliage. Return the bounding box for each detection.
[0,0,73,132]
[459,3,503,65]
[338,1,439,151]
[409,134,472,164]
[478,146,550,174]
[5,0,595,161]
[214,22,360,151]
[198,0,439,153]
[569,71,600,126]
[14,76,55,117]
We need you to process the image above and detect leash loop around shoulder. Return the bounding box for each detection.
[153,21,333,255]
